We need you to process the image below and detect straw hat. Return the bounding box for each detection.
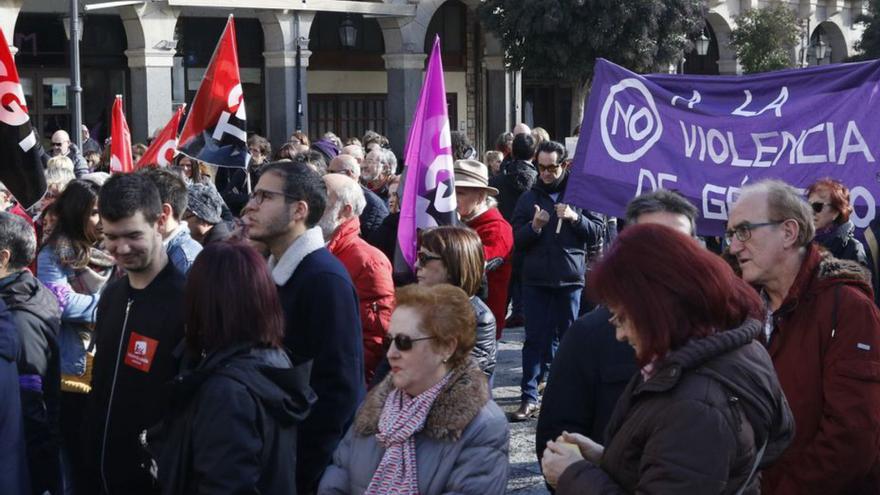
[453,159,499,196]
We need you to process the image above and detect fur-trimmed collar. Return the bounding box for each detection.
[268,227,325,285]
[781,243,872,312]
[815,248,871,285]
[354,359,488,442]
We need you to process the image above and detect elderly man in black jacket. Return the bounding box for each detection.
[535,190,700,483]
[509,140,604,421]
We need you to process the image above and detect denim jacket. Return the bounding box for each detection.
[164,224,203,275]
[36,246,100,376]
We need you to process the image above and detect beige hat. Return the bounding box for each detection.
[453,159,499,196]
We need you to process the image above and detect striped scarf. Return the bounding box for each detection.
[365,373,452,495]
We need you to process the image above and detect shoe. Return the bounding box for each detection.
[508,401,539,422]
[537,380,547,395]
[505,314,525,328]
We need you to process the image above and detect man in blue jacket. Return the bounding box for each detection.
[243,161,364,494]
[509,140,604,422]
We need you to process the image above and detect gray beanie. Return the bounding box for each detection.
[186,183,223,225]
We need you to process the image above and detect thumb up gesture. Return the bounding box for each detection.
[532,205,550,232]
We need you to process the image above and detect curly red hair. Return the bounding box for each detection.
[806,178,853,223]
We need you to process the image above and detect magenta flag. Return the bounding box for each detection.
[396,36,457,274]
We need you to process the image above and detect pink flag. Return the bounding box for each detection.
[396,36,457,274]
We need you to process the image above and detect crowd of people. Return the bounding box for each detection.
[1,119,879,495]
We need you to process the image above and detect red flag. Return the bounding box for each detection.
[110,95,132,173]
[135,104,185,169]
[178,15,249,168]
[0,28,47,208]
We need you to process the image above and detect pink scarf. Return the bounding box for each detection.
[365,374,452,495]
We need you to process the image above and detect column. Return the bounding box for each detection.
[383,52,425,159]
[0,0,23,56]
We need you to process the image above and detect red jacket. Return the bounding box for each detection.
[762,244,880,495]
[327,217,394,383]
[467,207,513,338]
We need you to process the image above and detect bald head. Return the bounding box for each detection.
[51,130,71,156]
[341,144,365,163]
[512,123,531,136]
[329,154,361,180]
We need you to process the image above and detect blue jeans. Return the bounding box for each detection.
[520,285,582,403]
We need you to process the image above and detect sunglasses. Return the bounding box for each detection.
[810,202,830,214]
[417,251,442,266]
[538,164,560,173]
[383,334,435,351]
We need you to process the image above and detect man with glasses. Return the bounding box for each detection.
[727,179,880,494]
[242,161,363,495]
[40,130,88,178]
[509,140,604,422]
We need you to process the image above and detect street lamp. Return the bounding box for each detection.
[63,0,83,150]
[696,31,710,56]
[339,16,357,49]
[813,35,828,63]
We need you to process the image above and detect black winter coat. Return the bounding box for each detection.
[469,296,497,377]
[817,220,868,267]
[557,320,795,495]
[0,271,63,495]
[359,186,389,241]
[489,159,537,221]
[536,306,636,463]
[511,174,604,288]
[0,299,28,495]
[146,345,314,495]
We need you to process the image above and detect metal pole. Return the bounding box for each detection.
[70,0,83,150]
[294,11,303,132]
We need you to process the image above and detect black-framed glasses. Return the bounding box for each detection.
[383,334,435,351]
[537,164,560,173]
[248,189,296,205]
[724,221,783,243]
[417,251,442,266]
[51,141,65,147]
[810,202,831,214]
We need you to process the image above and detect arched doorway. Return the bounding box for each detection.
[683,20,720,75]
[810,21,847,66]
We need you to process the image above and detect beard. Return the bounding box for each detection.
[317,202,343,241]
[246,208,294,244]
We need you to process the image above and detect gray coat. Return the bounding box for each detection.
[318,359,510,495]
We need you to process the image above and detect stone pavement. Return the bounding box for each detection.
[493,325,551,494]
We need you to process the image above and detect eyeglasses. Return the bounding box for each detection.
[248,189,296,205]
[383,333,435,351]
[810,202,831,214]
[417,251,442,266]
[538,164,560,173]
[724,221,783,243]
[51,142,65,147]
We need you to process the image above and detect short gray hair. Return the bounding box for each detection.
[376,149,397,176]
[0,212,36,270]
[335,176,367,216]
[739,180,815,247]
[625,189,698,235]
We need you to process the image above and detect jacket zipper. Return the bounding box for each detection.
[100,298,134,495]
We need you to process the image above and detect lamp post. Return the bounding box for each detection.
[813,35,828,64]
[64,0,83,150]
[696,31,710,57]
[339,15,357,49]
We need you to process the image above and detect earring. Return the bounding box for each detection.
[442,357,450,364]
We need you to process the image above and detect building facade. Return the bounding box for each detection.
[1,0,868,157]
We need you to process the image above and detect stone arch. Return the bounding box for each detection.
[813,20,848,64]
[705,11,738,74]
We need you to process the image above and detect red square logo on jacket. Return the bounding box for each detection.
[123,332,159,373]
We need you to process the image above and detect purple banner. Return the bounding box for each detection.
[567,58,880,235]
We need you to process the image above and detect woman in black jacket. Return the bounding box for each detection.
[416,226,497,382]
[146,242,314,494]
[806,178,868,266]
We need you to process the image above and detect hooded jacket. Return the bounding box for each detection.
[0,271,63,495]
[761,244,880,495]
[146,345,315,495]
[815,220,868,267]
[558,320,795,495]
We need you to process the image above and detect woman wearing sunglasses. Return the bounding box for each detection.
[319,283,509,495]
[541,224,794,494]
[806,178,868,266]
[415,226,497,381]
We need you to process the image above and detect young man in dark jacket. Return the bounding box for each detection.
[509,140,604,421]
[85,173,186,495]
[0,212,63,494]
[243,161,364,494]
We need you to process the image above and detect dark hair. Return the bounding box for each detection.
[184,241,283,355]
[289,130,310,147]
[275,142,297,161]
[806,178,853,224]
[247,134,272,157]
[99,173,163,224]
[589,223,762,366]
[0,212,36,270]
[511,133,536,161]
[535,140,566,164]
[395,284,476,369]
[495,131,514,155]
[451,131,476,161]
[291,150,327,175]
[139,167,188,221]
[49,180,101,269]
[260,161,327,227]
[419,226,485,297]
[625,190,699,235]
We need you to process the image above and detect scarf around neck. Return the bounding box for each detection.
[365,373,452,495]
[535,170,568,196]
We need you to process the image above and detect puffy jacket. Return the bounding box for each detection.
[470,296,497,377]
[762,244,880,495]
[467,207,513,336]
[318,359,509,495]
[558,320,795,495]
[815,220,868,267]
[327,217,395,383]
[165,224,203,275]
[359,186,389,241]
[489,159,537,221]
[146,345,315,495]
[511,174,604,288]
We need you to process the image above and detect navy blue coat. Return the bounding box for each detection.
[0,299,29,494]
[359,186,389,241]
[536,306,636,465]
[511,176,604,288]
[276,247,365,494]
